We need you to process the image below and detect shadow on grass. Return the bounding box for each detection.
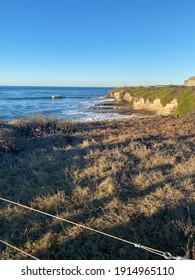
[0,118,195,259]
[12,200,193,260]
[0,172,194,259]
[49,201,194,260]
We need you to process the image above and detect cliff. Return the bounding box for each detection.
[108,85,195,116]
[184,76,195,86]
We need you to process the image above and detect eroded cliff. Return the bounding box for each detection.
[108,86,195,116]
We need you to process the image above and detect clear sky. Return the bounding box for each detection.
[0,0,195,87]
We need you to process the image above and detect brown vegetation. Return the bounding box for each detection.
[0,114,195,259]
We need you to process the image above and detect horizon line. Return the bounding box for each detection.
[0,83,184,88]
[0,85,116,88]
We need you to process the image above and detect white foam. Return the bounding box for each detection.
[61,109,133,122]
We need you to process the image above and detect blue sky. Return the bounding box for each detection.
[0,0,195,86]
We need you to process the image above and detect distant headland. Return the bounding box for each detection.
[108,84,195,117]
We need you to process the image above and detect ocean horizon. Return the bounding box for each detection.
[0,86,131,122]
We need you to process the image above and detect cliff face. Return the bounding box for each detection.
[184,76,195,86]
[130,97,177,115]
[108,87,178,115]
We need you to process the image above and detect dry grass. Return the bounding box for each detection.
[0,114,195,259]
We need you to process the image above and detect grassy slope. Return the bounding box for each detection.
[109,86,195,116]
[0,115,195,260]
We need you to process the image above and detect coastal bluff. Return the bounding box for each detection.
[108,85,195,116]
[184,76,195,86]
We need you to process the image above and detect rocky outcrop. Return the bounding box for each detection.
[132,97,178,115]
[184,76,195,86]
[108,88,178,115]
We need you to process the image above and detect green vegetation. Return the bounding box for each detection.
[0,115,195,260]
[109,86,195,116]
[175,89,195,116]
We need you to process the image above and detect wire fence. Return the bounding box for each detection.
[0,197,191,260]
[0,239,39,260]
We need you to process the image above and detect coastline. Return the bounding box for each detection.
[93,99,157,118]
[107,85,195,116]
[0,86,115,122]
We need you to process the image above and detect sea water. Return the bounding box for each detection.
[0,86,129,122]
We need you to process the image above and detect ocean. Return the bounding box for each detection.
[0,86,129,122]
